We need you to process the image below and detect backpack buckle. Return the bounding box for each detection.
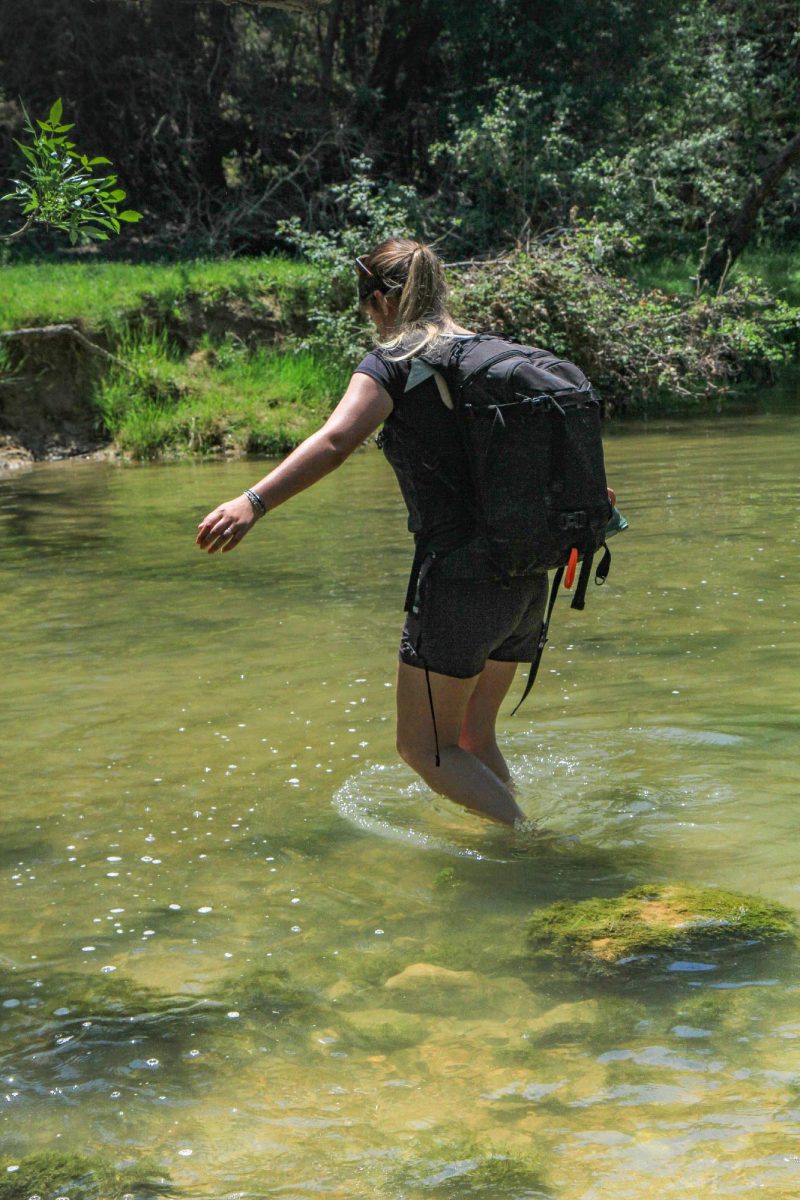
[558,510,587,531]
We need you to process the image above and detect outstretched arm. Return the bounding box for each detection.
[196,372,392,553]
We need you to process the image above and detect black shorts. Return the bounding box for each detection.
[399,554,549,679]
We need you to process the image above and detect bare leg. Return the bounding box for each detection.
[396,661,525,827]
[458,659,518,785]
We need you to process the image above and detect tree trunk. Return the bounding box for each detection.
[318,0,342,96]
[233,0,330,10]
[699,129,800,292]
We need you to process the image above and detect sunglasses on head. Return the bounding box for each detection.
[355,255,388,301]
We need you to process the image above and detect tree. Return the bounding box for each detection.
[699,130,800,291]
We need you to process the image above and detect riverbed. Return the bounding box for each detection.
[1,414,799,1198]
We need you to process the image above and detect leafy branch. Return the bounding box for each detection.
[1,97,142,244]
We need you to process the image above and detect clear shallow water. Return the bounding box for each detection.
[1,415,799,1199]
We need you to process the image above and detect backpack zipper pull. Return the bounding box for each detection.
[564,546,579,589]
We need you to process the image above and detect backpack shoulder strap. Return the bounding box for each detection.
[432,370,454,410]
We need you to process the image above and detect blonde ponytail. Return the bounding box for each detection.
[360,238,459,360]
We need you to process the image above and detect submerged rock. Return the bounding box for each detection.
[384,963,481,991]
[214,965,321,1019]
[526,884,797,973]
[0,1151,171,1200]
[392,1143,548,1198]
[0,966,212,1027]
[340,1007,428,1052]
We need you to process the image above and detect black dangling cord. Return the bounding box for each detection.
[424,665,441,768]
[411,551,441,767]
[595,542,611,585]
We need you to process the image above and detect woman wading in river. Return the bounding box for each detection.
[197,238,559,827]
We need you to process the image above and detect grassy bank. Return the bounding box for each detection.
[1,246,797,461]
[94,329,349,458]
[0,254,350,459]
[0,255,312,332]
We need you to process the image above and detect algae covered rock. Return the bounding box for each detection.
[0,1151,171,1200]
[526,883,797,973]
[392,1144,548,1198]
[214,964,320,1018]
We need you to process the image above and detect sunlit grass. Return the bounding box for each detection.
[632,246,800,304]
[1,254,347,458]
[4,246,794,458]
[0,254,313,331]
[92,328,350,460]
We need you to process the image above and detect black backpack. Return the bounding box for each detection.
[419,333,614,711]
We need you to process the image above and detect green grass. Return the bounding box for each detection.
[632,245,800,304]
[1,254,348,459]
[92,328,349,459]
[0,254,313,331]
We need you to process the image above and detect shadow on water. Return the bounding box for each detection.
[0,961,332,1106]
[0,467,118,557]
[0,823,55,872]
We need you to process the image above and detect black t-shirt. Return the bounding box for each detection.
[355,345,476,556]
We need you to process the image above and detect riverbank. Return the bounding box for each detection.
[0,257,346,463]
[1,248,797,463]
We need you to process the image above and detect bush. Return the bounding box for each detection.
[450,221,800,413]
[429,83,582,252]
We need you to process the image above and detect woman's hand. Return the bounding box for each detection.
[196,494,259,554]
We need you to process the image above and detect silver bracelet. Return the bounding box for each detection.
[245,488,266,517]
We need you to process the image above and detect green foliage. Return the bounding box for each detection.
[1,2,797,259]
[0,255,311,332]
[90,325,344,460]
[0,1151,171,1200]
[429,84,582,250]
[1,98,142,244]
[451,223,800,413]
[419,2,800,258]
[277,155,420,361]
[570,5,765,247]
[4,245,796,464]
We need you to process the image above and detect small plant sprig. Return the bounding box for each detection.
[1,97,142,244]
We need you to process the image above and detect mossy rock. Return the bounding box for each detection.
[213,965,319,1018]
[395,1146,548,1198]
[526,884,797,973]
[0,967,211,1027]
[0,1152,171,1200]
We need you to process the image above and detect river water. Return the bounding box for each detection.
[1,414,799,1199]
